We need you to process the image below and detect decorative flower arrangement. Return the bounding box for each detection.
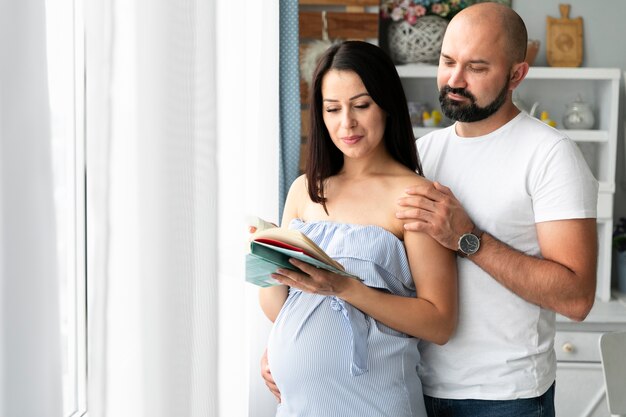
[380,0,472,25]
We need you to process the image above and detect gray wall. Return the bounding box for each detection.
[513,0,626,218]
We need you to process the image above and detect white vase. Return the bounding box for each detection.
[386,16,448,64]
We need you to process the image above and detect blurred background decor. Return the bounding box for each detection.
[525,39,541,65]
[298,0,379,173]
[300,11,338,88]
[378,0,513,65]
[613,217,626,293]
[380,0,470,64]
[546,3,583,67]
[563,95,595,129]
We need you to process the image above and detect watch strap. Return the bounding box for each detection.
[471,226,484,239]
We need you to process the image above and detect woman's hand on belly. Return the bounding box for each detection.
[261,348,281,403]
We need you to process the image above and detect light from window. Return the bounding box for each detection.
[45,0,87,416]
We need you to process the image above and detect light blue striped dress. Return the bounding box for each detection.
[267,219,426,417]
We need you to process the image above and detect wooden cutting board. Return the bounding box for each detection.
[546,4,583,67]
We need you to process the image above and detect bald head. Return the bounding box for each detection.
[450,2,528,64]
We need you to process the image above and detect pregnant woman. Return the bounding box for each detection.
[259,41,457,417]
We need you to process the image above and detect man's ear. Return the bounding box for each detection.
[509,62,529,88]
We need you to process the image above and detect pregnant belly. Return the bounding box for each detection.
[267,292,354,388]
[266,292,424,417]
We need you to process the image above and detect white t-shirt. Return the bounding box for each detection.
[417,112,598,400]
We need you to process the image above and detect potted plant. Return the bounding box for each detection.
[612,217,626,293]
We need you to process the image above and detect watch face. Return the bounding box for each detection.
[459,233,480,255]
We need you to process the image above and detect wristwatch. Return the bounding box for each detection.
[457,226,484,257]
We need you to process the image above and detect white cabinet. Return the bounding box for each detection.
[555,362,608,417]
[554,331,608,417]
[396,64,621,301]
[555,294,626,417]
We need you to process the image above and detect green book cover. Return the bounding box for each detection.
[245,241,360,287]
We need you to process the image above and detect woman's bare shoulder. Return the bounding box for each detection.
[282,175,310,225]
[288,174,308,194]
[392,169,431,192]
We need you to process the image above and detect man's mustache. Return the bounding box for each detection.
[440,85,476,102]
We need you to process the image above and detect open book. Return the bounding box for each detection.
[245,226,360,287]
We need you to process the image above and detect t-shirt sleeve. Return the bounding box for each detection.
[531,138,599,223]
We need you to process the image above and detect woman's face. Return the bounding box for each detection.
[321,69,387,160]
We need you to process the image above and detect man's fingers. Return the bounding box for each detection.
[403,182,433,196]
[396,208,422,219]
[397,196,421,207]
[433,181,453,196]
[397,194,441,210]
[404,181,451,201]
[402,219,430,232]
[396,207,438,224]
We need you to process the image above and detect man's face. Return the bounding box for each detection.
[436,16,514,124]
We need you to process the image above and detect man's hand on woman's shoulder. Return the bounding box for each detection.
[396,181,474,251]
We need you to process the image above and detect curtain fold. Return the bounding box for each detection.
[85,0,112,414]
[215,0,280,415]
[88,0,282,415]
[2,0,280,415]
[86,0,217,416]
[278,0,301,219]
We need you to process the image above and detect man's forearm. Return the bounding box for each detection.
[470,232,596,321]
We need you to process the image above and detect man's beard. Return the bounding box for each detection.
[439,77,509,123]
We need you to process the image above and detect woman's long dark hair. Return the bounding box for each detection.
[305,40,422,211]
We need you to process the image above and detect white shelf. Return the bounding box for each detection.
[556,292,626,326]
[412,127,437,137]
[396,63,437,78]
[599,182,616,193]
[526,67,621,80]
[566,129,610,142]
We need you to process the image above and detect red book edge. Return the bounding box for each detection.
[254,238,316,259]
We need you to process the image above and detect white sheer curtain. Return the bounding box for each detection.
[215,1,280,416]
[0,1,63,416]
[86,0,280,416]
[87,0,217,416]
